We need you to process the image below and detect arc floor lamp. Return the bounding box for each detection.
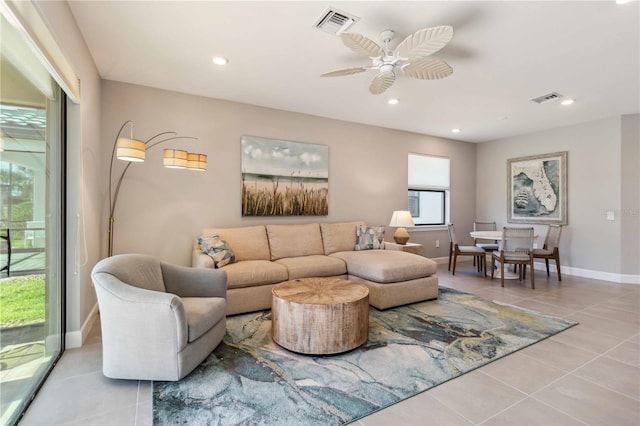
[108,120,207,256]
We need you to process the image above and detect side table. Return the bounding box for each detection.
[384,241,423,256]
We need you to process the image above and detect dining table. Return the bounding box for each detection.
[470,230,539,241]
[470,230,539,279]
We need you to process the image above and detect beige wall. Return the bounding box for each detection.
[101,80,476,265]
[477,115,638,277]
[620,114,640,275]
[36,0,102,341]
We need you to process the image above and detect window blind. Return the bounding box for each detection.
[1,0,80,103]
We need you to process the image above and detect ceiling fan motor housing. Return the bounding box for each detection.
[380,63,395,74]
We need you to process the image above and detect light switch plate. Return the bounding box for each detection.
[607,211,615,221]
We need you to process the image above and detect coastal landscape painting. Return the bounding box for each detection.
[241,136,328,216]
[507,151,567,225]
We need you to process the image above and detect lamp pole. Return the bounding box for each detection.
[107,121,196,256]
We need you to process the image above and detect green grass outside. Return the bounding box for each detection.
[0,275,45,327]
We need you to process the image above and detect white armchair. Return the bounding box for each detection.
[91,254,227,381]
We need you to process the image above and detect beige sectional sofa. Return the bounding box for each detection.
[192,221,438,315]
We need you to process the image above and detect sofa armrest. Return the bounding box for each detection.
[92,273,189,352]
[192,249,214,269]
[161,262,227,299]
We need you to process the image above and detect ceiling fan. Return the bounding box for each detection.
[321,26,454,95]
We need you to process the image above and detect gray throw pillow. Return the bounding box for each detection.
[354,225,385,250]
[197,235,236,268]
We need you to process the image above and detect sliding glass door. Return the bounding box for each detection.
[0,12,65,426]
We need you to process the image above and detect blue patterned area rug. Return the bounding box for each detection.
[153,287,576,425]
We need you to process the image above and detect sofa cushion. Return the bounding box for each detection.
[220,260,288,289]
[181,297,226,343]
[320,221,365,255]
[354,225,385,250]
[266,224,324,261]
[275,255,347,279]
[348,275,439,310]
[197,236,236,268]
[201,226,270,261]
[330,250,437,283]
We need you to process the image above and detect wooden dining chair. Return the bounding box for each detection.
[473,221,499,271]
[490,226,535,288]
[532,224,563,281]
[447,224,487,276]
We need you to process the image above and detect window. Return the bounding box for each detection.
[408,154,450,226]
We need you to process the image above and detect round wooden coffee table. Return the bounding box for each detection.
[271,277,369,355]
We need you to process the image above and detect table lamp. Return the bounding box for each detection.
[389,210,415,245]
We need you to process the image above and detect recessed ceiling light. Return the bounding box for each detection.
[212,57,228,65]
[388,98,399,105]
[561,99,575,106]
[452,128,461,133]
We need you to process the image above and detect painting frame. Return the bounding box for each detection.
[507,151,568,225]
[241,135,329,217]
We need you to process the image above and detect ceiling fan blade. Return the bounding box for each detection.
[320,67,368,77]
[395,26,454,58]
[369,72,395,95]
[403,57,453,80]
[340,33,384,57]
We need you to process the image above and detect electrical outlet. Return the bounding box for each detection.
[533,243,538,249]
[436,240,440,248]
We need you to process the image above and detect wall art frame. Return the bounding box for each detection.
[507,151,568,225]
[241,135,328,216]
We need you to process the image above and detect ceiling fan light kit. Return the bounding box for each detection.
[321,25,454,95]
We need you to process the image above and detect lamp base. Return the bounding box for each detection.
[393,227,410,245]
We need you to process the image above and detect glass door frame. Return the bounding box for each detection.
[0,19,67,425]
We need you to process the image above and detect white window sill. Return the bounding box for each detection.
[408,225,448,233]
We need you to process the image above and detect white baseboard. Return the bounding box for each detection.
[435,256,639,284]
[531,262,640,284]
[65,303,99,349]
[620,274,640,284]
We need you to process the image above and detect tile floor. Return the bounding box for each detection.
[19,264,640,425]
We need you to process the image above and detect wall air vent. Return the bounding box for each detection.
[314,8,359,36]
[530,92,564,104]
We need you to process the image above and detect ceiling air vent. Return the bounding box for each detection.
[530,92,564,104]
[314,8,359,36]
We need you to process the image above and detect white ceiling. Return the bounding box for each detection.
[67,1,639,143]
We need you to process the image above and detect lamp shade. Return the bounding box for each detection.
[389,210,414,245]
[163,149,188,169]
[389,210,415,228]
[116,138,145,162]
[187,153,207,171]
